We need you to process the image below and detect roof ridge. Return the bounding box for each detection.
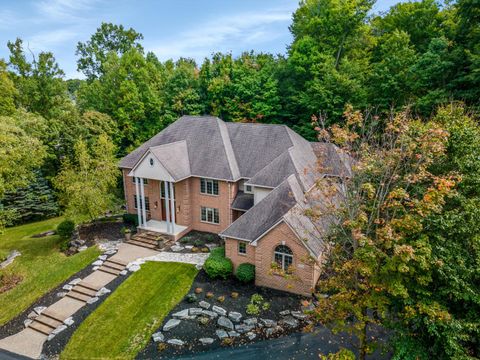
[216,118,241,180]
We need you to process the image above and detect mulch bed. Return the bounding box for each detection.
[138,270,309,359]
[0,274,23,295]
[79,219,128,243]
[41,272,132,359]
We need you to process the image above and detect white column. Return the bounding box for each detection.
[135,177,141,227]
[169,181,176,233]
[140,177,147,227]
[164,181,171,234]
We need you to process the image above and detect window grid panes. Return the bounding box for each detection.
[200,178,219,195]
[274,245,293,271]
[132,178,148,184]
[201,207,219,224]
[238,242,247,254]
[133,195,150,211]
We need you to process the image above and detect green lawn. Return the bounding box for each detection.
[0,217,100,326]
[61,262,197,360]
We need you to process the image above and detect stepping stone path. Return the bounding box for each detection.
[152,332,164,342]
[244,318,258,326]
[199,301,210,309]
[199,337,214,345]
[201,310,218,318]
[212,305,227,316]
[173,309,190,319]
[228,311,242,322]
[163,319,181,331]
[291,311,308,320]
[167,339,184,346]
[217,316,234,330]
[261,319,277,327]
[216,329,228,339]
[280,316,299,328]
[189,308,202,316]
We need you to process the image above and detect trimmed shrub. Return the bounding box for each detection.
[210,246,225,258]
[235,263,255,283]
[185,293,197,303]
[122,213,138,226]
[57,219,75,239]
[203,247,233,279]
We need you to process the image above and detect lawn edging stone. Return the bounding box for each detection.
[163,318,181,331]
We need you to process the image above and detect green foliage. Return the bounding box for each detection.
[56,219,75,239]
[76,22,144,80]
[2,172,58,224]
[235,263,255,283]
[209,246,225,258]
[54,135,119,221]
[203,247,233,279]
[122,213,139,227]
[320,349,356,360]
[185,293,197,303]
[245,293,270,316]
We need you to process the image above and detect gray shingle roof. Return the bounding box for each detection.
[120,116,236,180]
[221,175,303,241]
[150,141,190,180]
[231,191,254,211]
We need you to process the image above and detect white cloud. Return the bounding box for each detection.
[36,0,98,22]
[27,28,79,50]
[149,9,293,61]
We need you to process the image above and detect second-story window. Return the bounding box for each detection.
[200,178,219,195]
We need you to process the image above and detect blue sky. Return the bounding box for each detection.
[0,0,402,79]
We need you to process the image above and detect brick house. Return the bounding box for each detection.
[120,116,351,296]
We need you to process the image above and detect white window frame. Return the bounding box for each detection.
[244,184,253,194]
[200,206,219,224]
[133,195,150,211]
[200,178,219,196]
[274,245,293,271]
[132,178,148,185]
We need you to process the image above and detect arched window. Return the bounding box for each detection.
[274,245,293,271]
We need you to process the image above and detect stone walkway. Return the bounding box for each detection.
[0,243,158,359]
[126,252,209,272]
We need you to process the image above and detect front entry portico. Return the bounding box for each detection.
[132,177,182,236]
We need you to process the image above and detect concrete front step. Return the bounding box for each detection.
[131,235,158,246]
[102,261,124,271]
[34,315,62,329]
[42,309,65,323]
[66,291,91,302]
[77,281,101,292]
[97,266,121,276]
[126,240,157,250]
[29,321,53,335]
[106,258,128,267]
[72,285,97,297]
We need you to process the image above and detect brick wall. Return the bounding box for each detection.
[254,222,318,297]
[188,178,236,234]
[225,238,256,271]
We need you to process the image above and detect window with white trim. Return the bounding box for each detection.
[132,178,148,184]
[134,195,150,211]
[244,185,253,193]
[200,178,219,195]
[238,242,247,255]
[274,245,293,271]
[201,207,219,224]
